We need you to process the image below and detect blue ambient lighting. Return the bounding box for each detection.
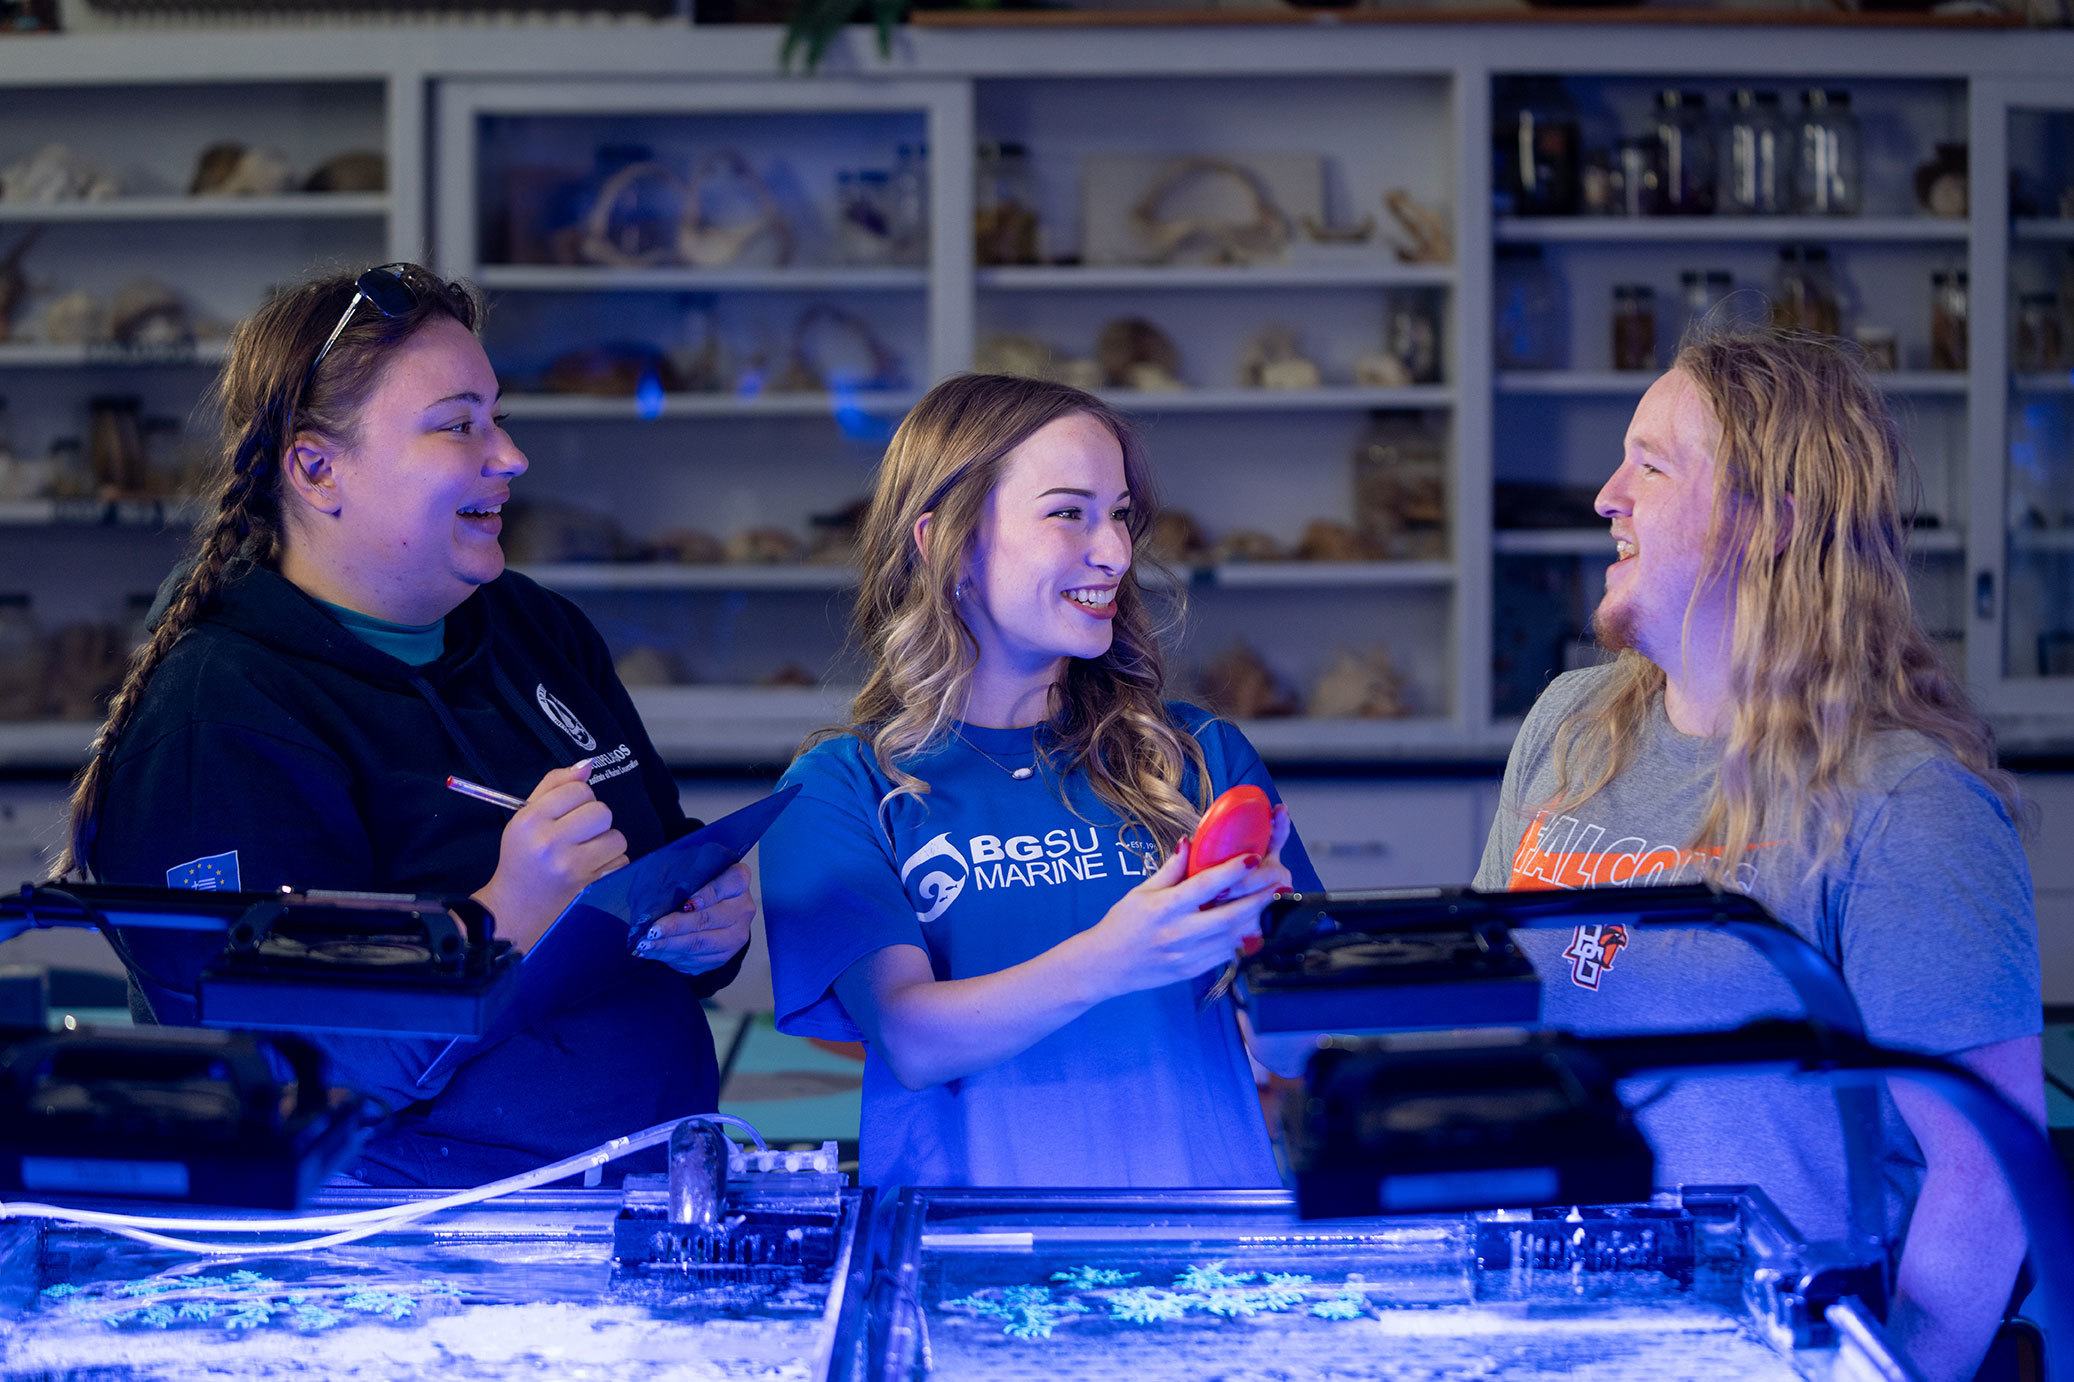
[635,372,665,421]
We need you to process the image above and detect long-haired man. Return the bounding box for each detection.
[1478,326,2042,1380]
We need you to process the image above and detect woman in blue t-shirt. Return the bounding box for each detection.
[761,372,1321,1189]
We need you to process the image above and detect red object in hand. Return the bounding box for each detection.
[1186,785,1274,879]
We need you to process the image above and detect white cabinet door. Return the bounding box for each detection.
[1276,777,1501,891]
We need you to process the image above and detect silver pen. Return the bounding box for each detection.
[444,775,528,812]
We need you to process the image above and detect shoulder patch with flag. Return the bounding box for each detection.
[166,851,240,892]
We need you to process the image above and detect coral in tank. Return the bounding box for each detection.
[949,1263,1372,1337]
[40,1270,465,1333]
[942,1285,1091,1340]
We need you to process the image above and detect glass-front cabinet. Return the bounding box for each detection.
[1979,81,2074,713]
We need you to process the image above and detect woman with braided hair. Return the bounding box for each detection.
[56,264,753,1186]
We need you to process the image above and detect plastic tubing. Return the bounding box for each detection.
[0,1112,766,1258]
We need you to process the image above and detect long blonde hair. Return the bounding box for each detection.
[813,372,1211,854]
[1546,325,2021,876]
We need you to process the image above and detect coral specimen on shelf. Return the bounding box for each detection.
[304,151,387,195]
[189,143,295,197]
[1131,158,1293,267]
[1382,189,1452,265]
[1095,317,1184,391]
[1144,509,1207,565]
[1308,647,1411,720]
[0,144,119,203]
[1198,644,1298,720]
[1238,324,1322,391]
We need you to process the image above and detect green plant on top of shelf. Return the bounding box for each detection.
[780,0,908,73]
[781,0,1002,73]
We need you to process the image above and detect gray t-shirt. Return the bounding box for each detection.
[1476,664,2039,1248]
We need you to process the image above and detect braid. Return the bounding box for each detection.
[46,261,481,883]
[48,469,269,881]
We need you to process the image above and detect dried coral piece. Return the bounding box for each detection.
[499,499,629,564]
[1353,352,1413,388]
[614,646,680,688]
[1294,519,1378,563]
[1239,324,1321,391]
[725,527,805,565]
[540,345,679,398]
[43,621,129,721]
[304,151,387,195]
[1382,189,1452,265]
[1197,644,1297,720]
[1,144,119,204]
[40,291,105,347]
[651,528,724,564]
[108,280,193,349]
[1308,647,1410,720]
[1096,317,1183,390]
[1145,509,1206,566]
[1130,158,1292,267]
[975,333,1061,381]
[778,305,902,394]
[1353,418,1448,560]
[1212,529,1283,564]
[189,144,294,197]
[677,149,794,270]
[808,496,869,565]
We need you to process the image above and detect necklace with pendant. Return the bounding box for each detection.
[952,725,1041,781]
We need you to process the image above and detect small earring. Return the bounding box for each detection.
[953,580,966,600]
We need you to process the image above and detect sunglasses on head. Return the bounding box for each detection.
[306,263,422,383]
[235,264,425,477]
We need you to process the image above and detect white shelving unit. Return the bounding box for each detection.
[0,71,405,741]
[474,265,931,293]
[0,194,388,223]
[1497,370,1968,396]
[976,265,1457,290]
[1494,526,1967,556]
[0,343,230,369]
[1496,216,1970,244]
[0,25,2067,769]
[1089,386,1455,412]
[498,390,922,419]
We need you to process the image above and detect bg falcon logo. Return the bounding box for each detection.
[901,833,969,924]
[535,685,598,752]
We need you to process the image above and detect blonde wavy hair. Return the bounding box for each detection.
[1545,325,2022,877]
[810,372,1211,854]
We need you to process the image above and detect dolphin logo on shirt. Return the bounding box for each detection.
[901,832,968,924]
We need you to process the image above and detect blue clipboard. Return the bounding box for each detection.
[414,784,800,1090]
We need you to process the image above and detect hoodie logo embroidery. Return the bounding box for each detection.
[536,685,598,751]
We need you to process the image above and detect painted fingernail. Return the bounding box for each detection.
[1242,854,1261,870]
[1240,934,1263,956]
[635,928,657,952]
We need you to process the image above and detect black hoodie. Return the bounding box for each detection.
[90,563,744,1186]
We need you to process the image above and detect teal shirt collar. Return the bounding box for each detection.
[313,597,446,668]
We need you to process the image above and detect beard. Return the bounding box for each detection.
[1592,595,1638,655]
